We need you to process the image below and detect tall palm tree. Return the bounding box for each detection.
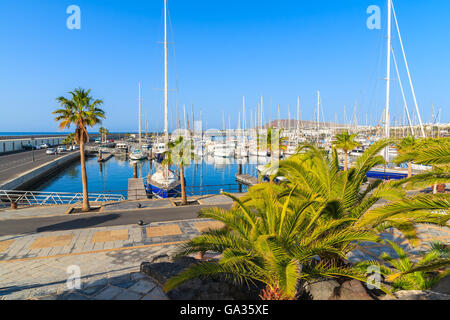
[163,136,193,205]
[62,133,75,149]
[332,130,361,171]
[394,136,417,178]
[53,88,105,212]
[98,127,110,143]
[165,184,377,299]
[260,127,288,162]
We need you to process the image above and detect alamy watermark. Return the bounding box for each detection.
[366,265,382,290]
[367,5,381,30]
[67,265,81,290]
[67,5,81,30]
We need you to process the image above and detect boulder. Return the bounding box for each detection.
[140,257,263,300]
[381,290,450,300]
[431,276,450,295]
[329,280,374,300]
[303,279,340,300]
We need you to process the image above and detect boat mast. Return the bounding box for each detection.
[164,0,169,146]
[242,96,245,141]
[139,81,142,145]
[385,0,392,140]
[317,91,320,133]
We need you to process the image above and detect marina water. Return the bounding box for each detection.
[31,155,268,197]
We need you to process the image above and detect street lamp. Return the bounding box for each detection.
[31,138,35,162]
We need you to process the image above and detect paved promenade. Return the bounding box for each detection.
[0,218,225,300]
[0,197,448,300]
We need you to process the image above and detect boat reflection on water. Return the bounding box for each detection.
[213,156,233,169]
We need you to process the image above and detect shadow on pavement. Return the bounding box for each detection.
[36,214,121,233]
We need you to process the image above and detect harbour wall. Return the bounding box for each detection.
[0,137,66,154]
[0,152,81,191]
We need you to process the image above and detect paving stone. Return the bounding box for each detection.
[63,292,89,300]
[1,290,32,300]
[114,290,143,300]
[83,276,108,289]
[141,286,169,300]
[130,272,147,281]
[114,281,137,289]
[128,279,157,295]
[109,273,132,285]
[29,284,63,298]
[80,285,106,296]
[92,286,124,300]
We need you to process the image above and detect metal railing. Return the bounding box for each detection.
[0,190,126,207]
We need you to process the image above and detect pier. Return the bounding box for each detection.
[128,178,147,200]
[236,174,258,187]
[98,153,113,163]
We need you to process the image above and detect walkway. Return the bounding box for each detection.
[0,196,448,300]
[0,218,225,300]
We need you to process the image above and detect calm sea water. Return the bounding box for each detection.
[32,155,268,197]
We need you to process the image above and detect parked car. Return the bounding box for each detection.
[40,143,50,149]
[46,148,56,155]
[23,144,36,151]
[57,146,67,153]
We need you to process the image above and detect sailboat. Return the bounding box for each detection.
[129,82,147,161]
[145,0,181,198]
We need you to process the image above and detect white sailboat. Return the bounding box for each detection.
[146,0,181,198]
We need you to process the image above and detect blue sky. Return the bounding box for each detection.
[0,0,448,133]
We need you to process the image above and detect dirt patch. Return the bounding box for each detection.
[173,200,200,207]
[66,206,102,214]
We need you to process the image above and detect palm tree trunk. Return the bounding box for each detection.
[408,161,412,178]
[344,151,348,171]
[180,164,187,205]
[79,139,90,212]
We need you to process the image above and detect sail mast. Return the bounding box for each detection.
[139,81,142,145]
[164,0,169,145]
[385,0,392,140]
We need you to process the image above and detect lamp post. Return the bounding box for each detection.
[31,138,35,162]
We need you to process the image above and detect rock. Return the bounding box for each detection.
[381,290,450,300]
[303,279,340,300]
[140,257,263,300]
[431,276,450,295]
[329,280,374,300]
[140,256,197,286]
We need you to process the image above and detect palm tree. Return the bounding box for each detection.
[164,184,377,300]
[332,130,361,171]
[259,127,288,162]
[53,88,105,212]
[396,138,450,193]
[355,240,450,292]
[165,141,449,299]
[163,136,193,205]
[98,127,110,143]
[394,136,417,178]
[62,133,75,149]
[271,141,449,247]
